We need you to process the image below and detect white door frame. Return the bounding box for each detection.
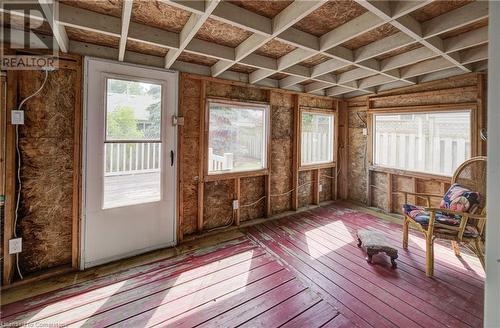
[485,2,500,327]
[81,57,178,269]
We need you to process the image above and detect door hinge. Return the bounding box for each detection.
[172,115,184,126]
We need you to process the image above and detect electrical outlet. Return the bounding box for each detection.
[9,238,22,254]
[232,199,239,210]
[318,184,323,192]
[11,110,24,125]
[362,128,368,136]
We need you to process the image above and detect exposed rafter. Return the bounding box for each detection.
[165,0,221,68]
[38,0,69,53]
[1,0,490,97]
[118,0,133,61]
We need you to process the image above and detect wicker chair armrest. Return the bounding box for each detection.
[394,191,442,198]
[394,191,442,207]
[424,207,487,220]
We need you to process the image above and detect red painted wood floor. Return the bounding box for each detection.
[1,204,484,328]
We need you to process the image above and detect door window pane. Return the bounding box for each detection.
[301,112,334,166]
[103,78,162,209]
[374,111,471,176]
[208,101,268,174]
[106,78,161,141]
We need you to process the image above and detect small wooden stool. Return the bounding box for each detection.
[357,229,398,268]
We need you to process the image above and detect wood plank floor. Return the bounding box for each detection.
[1,203,484,327]
[0,236,339,327]
[246,204,484,328]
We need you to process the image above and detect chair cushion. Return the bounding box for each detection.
[402,204,479,237]
[402,204,460,226]
[440,183,480,213]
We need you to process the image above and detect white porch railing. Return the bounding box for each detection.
[105,142,161,176]
[208,148,233,172]
[301,131,331,164]
[375,132,470,175]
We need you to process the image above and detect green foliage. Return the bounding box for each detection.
[145,101,161,139]
[107,106,143,139]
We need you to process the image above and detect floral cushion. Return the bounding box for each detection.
[402,204,479,237]
[402,204,460,226]
[439,183,480,213]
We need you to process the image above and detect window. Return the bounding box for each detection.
[300,111,335,166]
[207,100,269,174]
[373,111,471,176]
[103,78,162,208]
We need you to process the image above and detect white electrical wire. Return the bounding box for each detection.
[13,69,49,280]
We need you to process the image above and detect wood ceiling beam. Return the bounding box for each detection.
[354,32,416,63]
[228,0,327,81]
[358,73,409,89]
[211,2,272,35]
[164,0,221,68]
[417,67,466,84]
[421,1,488,38]
[4,0,488,97]
[390,0,434,18]
[280,76,309,89]
[460,45,488,65]
[355,0,488,77]
[381,47,437,71]
[305,81,336,93]
[319,12,385,51]
[118,0,133,61]
[444,26,488,53]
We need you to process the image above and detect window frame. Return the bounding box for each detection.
[204,98,270,179]
[101,72,168,209]
[369,104,477,178]
[103,74,164,143]
[299,107,337,170]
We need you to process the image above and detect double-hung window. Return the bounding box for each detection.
[373,110,472,176]
[207,100,269,175]
[300,110,335,167]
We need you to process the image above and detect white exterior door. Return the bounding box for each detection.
[82,58,177,268]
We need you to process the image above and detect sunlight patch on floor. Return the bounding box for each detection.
[304,221,353,259]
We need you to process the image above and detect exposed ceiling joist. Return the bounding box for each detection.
[38,0,69,53]
[118,0,133,61]
[165,0,221,68]
[1,0,490,97]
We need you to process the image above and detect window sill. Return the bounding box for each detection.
[204,169,269,182]
[299,162,336,171]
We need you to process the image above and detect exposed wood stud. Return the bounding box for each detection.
[3,70,17,285]
[177,73,185,242]
[234,177,240,226]
[71,58,82,269]
[313,169,320,205]
[197,80,206,232]
[387,172,393,213]
[292,94,299,210]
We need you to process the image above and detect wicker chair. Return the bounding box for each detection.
[400,156,487,277]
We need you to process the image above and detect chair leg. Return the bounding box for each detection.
[451,241,461,257]
[425,235,434,277]
[473,239,486,269]
[403,217,409,249]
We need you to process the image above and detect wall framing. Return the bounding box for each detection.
[177,72,340,238]
[346,72,486,215]
[2,52,82,286]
